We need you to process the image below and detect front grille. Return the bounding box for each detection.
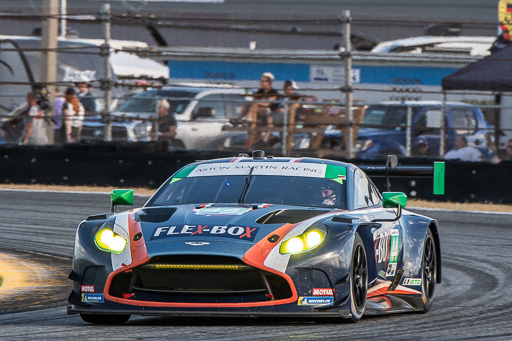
[109,255,292,303]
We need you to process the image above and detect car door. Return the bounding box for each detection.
[353,170,403,281]
[176,93,229,149]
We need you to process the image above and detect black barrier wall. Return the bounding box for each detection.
[1,144,511,204]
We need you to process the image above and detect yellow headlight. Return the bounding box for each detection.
[282,237,304,254]
[305,230,323,248]
[280,229,326,255]
[95,229,127,253]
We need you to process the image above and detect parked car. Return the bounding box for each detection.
[81,85,247,150]
[322,101,490,159]
[371,36,494,56]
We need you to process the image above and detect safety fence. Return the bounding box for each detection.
[0,144,511,204]
[2,6,512,161]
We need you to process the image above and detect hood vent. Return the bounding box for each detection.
[135,207,177,223]
[257,209,330,224]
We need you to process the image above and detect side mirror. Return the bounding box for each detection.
[373,192,407,222]
[382,192,407,208]
[111,189,134,213]
[192,107,215,119]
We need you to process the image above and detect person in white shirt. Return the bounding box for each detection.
[444,136,482,162]
[22,92,48,145]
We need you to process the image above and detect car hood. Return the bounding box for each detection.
[356,127,405,140]
[127,204,338,259]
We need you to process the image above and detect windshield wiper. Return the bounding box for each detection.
[238,166,254,205]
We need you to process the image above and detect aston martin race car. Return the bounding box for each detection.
[68,151,443,324]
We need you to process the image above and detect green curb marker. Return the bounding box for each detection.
[434,162,445,195]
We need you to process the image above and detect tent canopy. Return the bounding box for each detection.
[442,44,512,92]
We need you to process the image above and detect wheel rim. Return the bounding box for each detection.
[352,243,367,310]
[423,235,436,301]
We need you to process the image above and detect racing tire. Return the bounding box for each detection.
[348,233,368,323]
[80,313,130,325]
[421,229,437,313]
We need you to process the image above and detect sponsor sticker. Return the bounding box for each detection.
[386,263,397,277]
[403,278,422,286]
[374,228,400,265]
[150,224,259,241]
[80,285,95,293]
[312,288,334,296]
[81,293,104,303]
[298,296,334,306]
[188,162,328,178]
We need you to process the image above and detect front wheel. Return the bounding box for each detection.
[421,229,437,313]
[80,314,130,325]
[348,233,368,322]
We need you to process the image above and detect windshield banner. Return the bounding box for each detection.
[187,162,328,178]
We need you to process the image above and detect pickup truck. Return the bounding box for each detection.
[322,101,490,159]
[81,86,246,150]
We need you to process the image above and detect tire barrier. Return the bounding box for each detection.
[1,144,511,204]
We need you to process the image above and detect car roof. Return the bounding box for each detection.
[194,155,352,168]
[134,86,244,96]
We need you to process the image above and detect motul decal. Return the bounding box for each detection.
[151,224,259,241]
[312,288,334,296]
[80,285,95,293]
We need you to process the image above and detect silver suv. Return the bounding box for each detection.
[81,86,246,149]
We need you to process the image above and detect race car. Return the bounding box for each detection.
[68,150,443,324]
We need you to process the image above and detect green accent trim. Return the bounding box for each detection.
[389,235,399,263]
[331,178,345,185]
[111,189,134,205]
[433,161,445,195]
[173,164,198,179]
[170,178,182,184]
[382,192,407,208]
[325,165,347,180]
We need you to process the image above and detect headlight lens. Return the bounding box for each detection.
[280,229,326,254]
[354,139,373,153]
[133,122,152,141]
[94,229,127,253]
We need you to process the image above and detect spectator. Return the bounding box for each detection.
[269,79,300,127]
[53,88,65,143]
[154,99,177,141]
[22,92,48,145]
[412,135,436,157]
[63,87,85,143]
[76,76,97,115]
[237,72,279,125]
[500,139,512,161]
[444,136,482,162]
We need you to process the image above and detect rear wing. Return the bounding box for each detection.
[359,155,445,195]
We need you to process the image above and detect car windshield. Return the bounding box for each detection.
[116,90,197,114]
[148,175,346,209]
[362,105,421,129]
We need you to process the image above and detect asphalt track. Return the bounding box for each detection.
[0,189,511,340]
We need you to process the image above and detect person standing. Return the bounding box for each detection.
[76,77,97,115]
[62,87,85,143]
[154,99,177,141]
[22,92,48,145]
[53,88,65,143]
